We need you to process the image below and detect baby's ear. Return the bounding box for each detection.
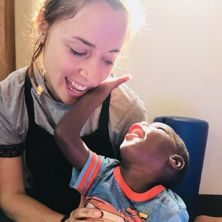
[169,154,185,171]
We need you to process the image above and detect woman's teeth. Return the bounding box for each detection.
[67,77,87,91]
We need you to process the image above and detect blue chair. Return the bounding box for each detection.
[153,116,209,221]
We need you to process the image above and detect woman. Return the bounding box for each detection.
[0,0,146,221]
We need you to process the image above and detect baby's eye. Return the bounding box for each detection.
[71,49,87,57]
[157,127,166,132]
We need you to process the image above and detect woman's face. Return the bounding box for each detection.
[42,1,128,105]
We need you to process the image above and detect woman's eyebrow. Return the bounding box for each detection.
[72,36,96,47]
[108,49,120,53]
[72,36,120,53]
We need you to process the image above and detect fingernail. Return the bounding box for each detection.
[94,210,103,217]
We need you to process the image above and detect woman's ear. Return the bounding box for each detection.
[36,8,48,43]
[169,154,185,171]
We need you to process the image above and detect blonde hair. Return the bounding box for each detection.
[33,0,144,42]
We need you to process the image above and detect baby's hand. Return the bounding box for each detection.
[87,75,131,100]
[100,75,131,92]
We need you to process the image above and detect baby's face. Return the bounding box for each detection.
[121,122,175,148]
[120,122,177,169]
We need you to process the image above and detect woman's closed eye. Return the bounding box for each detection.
[102,54,116,66]
[71,48,87,57]
[103,58,114,66]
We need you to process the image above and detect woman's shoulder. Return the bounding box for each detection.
[111,83,147,116]
[109,83,147,146]
[112,82,140,101]
[0,67,27,92]
[0,67,28,145]
[0,67,27,115]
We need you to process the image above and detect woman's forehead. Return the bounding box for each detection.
[53,1,128,51]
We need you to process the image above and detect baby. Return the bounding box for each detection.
[55,76,189,222]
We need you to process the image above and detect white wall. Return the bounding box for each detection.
[15,0,222,194]
[127,0,222,194]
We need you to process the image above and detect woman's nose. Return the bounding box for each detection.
[79,69,88,78]
[80,60,101,85]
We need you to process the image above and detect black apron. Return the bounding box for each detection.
[24,74,121,214]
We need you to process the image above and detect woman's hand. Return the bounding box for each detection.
[66,207,103,221]
[66,208,117,222]
[66,195,117,222]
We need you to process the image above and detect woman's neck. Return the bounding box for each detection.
[35,55,62,102]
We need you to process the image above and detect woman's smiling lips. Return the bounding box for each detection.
[65,76,89,96]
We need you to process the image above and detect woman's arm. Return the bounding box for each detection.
[0,156,64,222]
[54,75,129,170]
[0,157,107,222]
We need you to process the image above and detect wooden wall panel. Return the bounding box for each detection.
[0,0,15,81]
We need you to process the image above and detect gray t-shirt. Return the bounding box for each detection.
[0,66,147,154]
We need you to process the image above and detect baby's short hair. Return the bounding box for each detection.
[162,132,189,189]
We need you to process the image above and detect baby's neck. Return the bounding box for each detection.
[119,165,156,193]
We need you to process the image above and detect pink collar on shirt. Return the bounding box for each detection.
[113,166,165,202]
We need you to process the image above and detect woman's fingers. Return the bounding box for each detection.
[69,207,103,220]
[68,207,121,222]
[78,194,86,208]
